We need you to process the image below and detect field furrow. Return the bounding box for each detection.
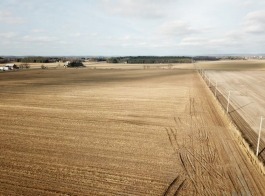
[0,68,264,195]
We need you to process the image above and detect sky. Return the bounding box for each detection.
[0,0,265,56]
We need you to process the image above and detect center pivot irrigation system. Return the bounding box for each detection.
[194,64,264,158]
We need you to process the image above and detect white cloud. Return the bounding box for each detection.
[240,0,254,7]
[23,35,58,43]
[179,37,207,46]
[0,32,17,39]
[239,0,265,8]
[159,20,199,37]
[100,0,173,19]
[244,10,265,34]
[0,10,25,24]
[179,31,245,50]
[70,33,82,37]
[31,29,45,33]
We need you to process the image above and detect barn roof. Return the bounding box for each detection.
[5,64,15,66]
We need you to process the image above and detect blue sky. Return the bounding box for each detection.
[0,0,265,56]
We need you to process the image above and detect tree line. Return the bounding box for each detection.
[107,56,194,64]
[18,57,60,63]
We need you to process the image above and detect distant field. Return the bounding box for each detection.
[0,62,195,70]
[1,59,265,71]
[0,62,64,69]
[197,59,265,70]
[206,71,265,136]
[83,62,195,70]
[0,68,264,195]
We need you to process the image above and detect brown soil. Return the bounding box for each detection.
[0,69,264,195]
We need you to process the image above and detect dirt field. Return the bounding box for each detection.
[197,59,265,71]
[0,68,265,195]
[0,62,195,70]
[0,62,64,69]
[198,60,265,162]
[206,71,265,137]
[83,62,195,70]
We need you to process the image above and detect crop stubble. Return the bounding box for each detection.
[205,69,265,163]
[0,69,264,195]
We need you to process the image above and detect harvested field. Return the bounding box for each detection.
[199,60,265,163]
[197,60,265,71]
[0,68,265,195]
[82,62,195,70]
[0,62,64,69]
[0,62,195,71]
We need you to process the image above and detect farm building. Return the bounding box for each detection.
[5,64,18,70]
[0,66,9,71]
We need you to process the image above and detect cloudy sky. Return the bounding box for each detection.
[1,0,265,56]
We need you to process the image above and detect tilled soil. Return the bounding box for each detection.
[0,69,264,195]
[205,70,265,163]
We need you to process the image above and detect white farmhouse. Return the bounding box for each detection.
[3,67,9,71]
[5,64,15,70]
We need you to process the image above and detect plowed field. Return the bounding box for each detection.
[199,60,265,163]
[0,69,264,195]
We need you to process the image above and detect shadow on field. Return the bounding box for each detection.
[229,102,253,113]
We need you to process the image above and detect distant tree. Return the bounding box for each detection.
[66,61,85,68]
[21,57,50,63]
[13,64,19,69]
[107,56,193,64]
[107,58,119,63]
[0,57,9,63]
